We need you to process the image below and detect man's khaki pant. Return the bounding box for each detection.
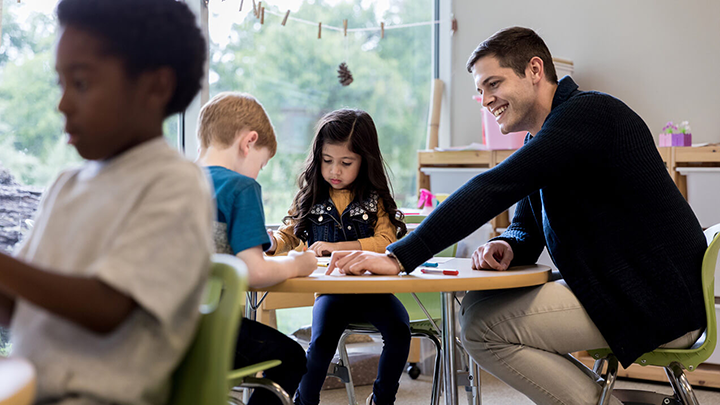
[460,279,699,405]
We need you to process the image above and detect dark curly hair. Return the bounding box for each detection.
[285,109,407,241]
[56,0,206,116]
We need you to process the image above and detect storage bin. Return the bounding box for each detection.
[420,167,490,195]
[553,57,574,79]
[704,304,720,365]
[482,108,526,150]
[675,167,720,228]
[420,166,518,227]
[715,232,720,302]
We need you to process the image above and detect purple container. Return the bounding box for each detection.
[671,132,692,147]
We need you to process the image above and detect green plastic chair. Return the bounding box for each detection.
[170,254,292,405]
[588,223,720,405]
[331,215,457,405]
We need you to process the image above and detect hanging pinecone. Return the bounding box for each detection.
[337,62,354,86]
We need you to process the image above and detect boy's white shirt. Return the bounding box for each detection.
[10,138,214,405]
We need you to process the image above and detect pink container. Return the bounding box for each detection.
[481,108,526,150]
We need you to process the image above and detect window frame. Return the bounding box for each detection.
[181,0,210,160]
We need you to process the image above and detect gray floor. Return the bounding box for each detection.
[292,334,720,404]
[319,370,720,405]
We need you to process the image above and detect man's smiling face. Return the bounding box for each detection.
[472,55,538,134]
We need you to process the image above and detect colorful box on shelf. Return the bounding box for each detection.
[417,189,451,215]
[658,121,692,147]
[659,133,692,147]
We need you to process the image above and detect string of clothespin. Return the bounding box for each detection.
[195,0,453,39]
[255,4,447,40]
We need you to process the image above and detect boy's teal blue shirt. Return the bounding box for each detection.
[206,166,271,253]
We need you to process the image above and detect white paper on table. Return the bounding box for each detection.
[426,257,453,263]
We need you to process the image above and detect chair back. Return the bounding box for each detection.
[689,224,720,365]
[590,224,720,370]
[647,223,720,369]
[169,254,248,405]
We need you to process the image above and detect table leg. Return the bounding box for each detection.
[442,291,458,405]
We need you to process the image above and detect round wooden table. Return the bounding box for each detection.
[0,357,36,405]
[252,258,551,405]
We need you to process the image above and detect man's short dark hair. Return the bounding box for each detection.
[466,27,557,83]
[57,0,206,117]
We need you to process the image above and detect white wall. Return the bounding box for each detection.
[447,0,720,146]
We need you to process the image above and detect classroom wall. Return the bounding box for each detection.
[448,0,720,146]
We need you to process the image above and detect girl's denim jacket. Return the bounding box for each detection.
[303,191,380,246]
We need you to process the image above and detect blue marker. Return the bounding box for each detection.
[421,262,439,267]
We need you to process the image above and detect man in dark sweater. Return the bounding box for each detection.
[328,26,707,405]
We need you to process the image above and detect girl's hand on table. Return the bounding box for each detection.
[265,229,277,254]
[327,251,402,276]
[308,241,339,257]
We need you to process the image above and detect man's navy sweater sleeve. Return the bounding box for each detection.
[493,192,546,266]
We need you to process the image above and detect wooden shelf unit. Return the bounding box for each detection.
[658,145,720,199]
[417,146,720,234]
[417,149,520,236]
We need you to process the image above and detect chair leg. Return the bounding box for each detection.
[227,395,244,405]
[338,331,358,405]
[411,330,442,405]
[593,355,618,405]
[665,362,700,405]
[428,333,443,405]
[455,341,481,405]
[467,357,481,405]
[232,377,293,405]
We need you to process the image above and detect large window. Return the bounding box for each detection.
[0,0,436,344]
[207,0,434,224]
[0,0,77,190]
[0,0,180,250]
[0,0,180,353]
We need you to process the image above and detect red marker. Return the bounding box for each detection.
[421,269,459,276]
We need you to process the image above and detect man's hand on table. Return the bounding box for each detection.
[327,251,402,276]
[471,240,514,271]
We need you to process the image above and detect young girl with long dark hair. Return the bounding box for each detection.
[266,108,410,405]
